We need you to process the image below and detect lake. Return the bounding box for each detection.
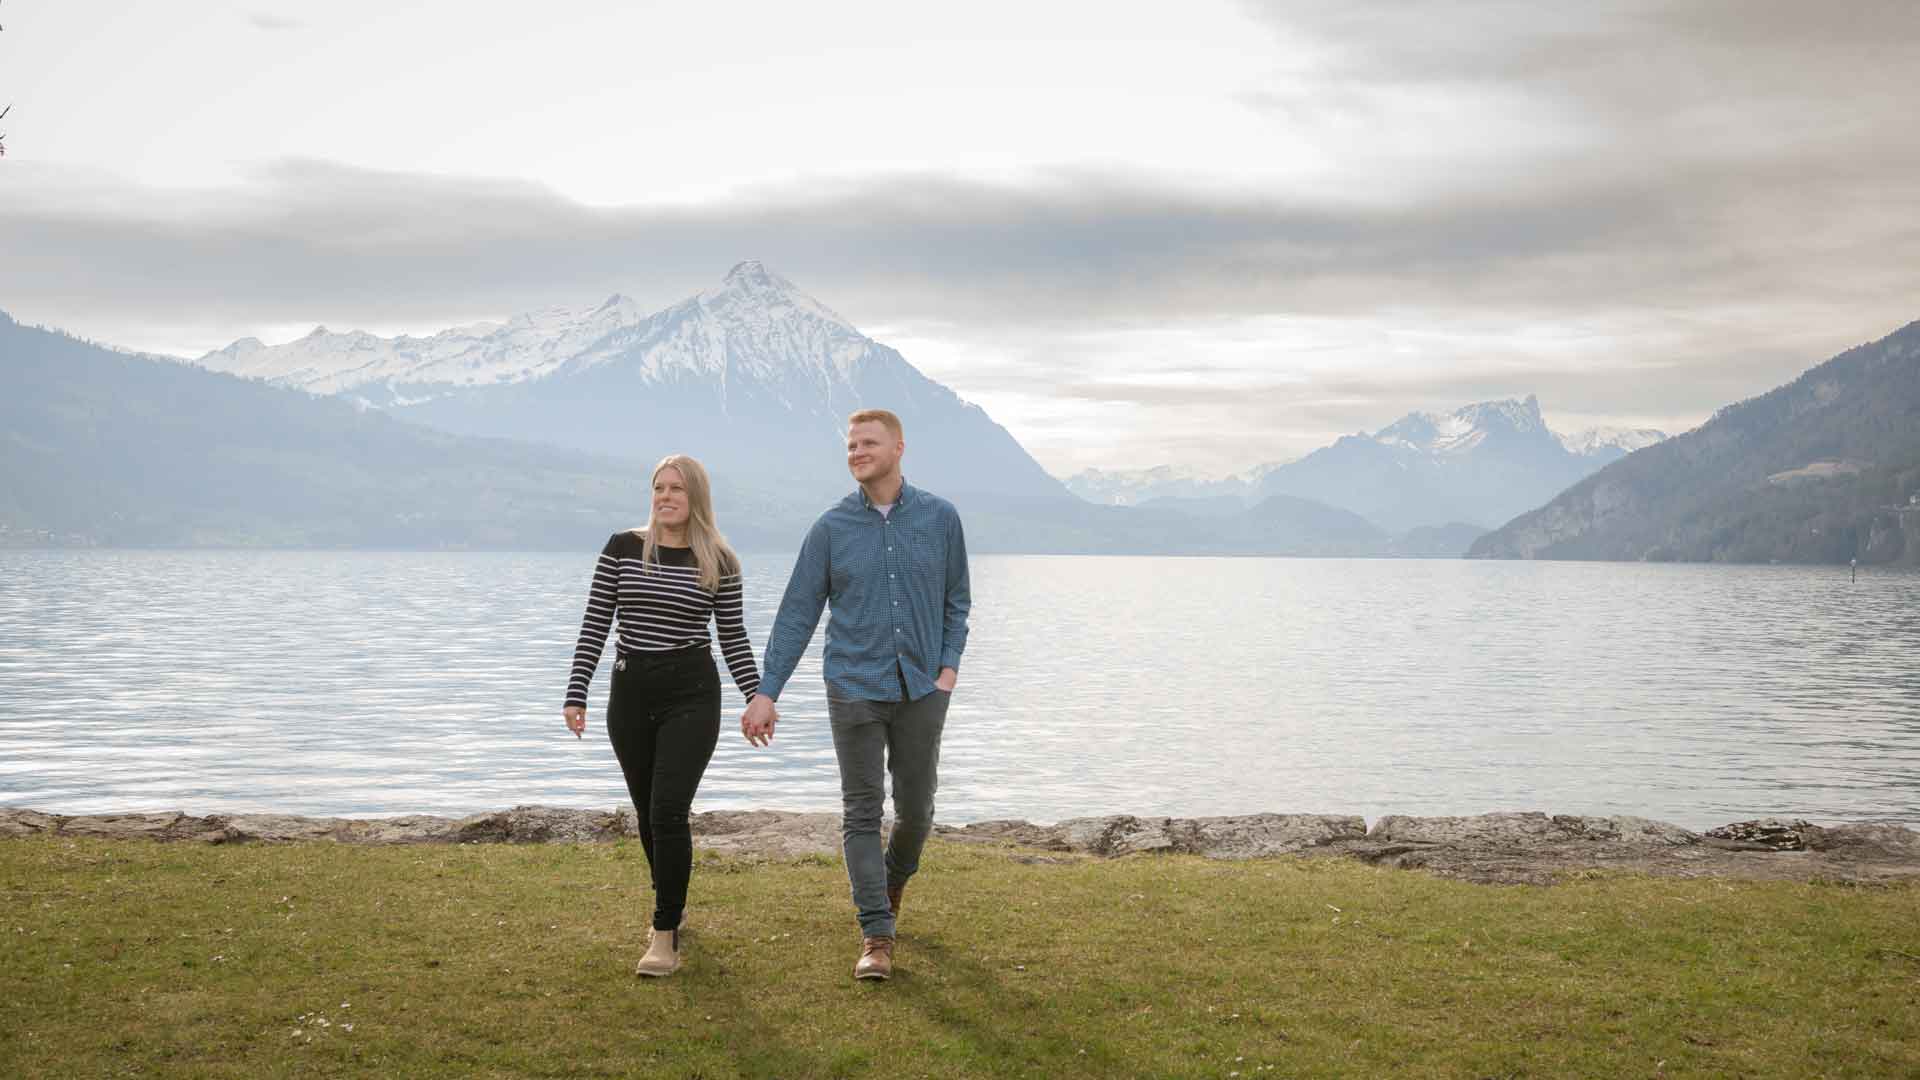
[1,551,1916,830]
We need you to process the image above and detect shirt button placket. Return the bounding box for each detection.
[887,516,903,664]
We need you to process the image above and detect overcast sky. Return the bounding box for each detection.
[4,1,1918,476]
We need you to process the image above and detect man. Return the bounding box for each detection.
[741,408,970,981]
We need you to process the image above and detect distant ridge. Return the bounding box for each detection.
[1470,320,1920,565]
[0,315,664,550]
[2,312,1462,555]
[1067,399,1666,532]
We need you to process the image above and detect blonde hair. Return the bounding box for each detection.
[638,454,740,593]
[847,408,904,439]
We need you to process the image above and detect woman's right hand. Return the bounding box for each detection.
[563,705,586,739]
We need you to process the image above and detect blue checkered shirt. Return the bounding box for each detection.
[759,481,971,703]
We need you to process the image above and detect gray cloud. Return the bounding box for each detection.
[8,153,1907,336]
[5,1,1919,470]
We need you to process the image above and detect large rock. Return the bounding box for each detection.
[58,811,202,841]
[945,813,1366,858]
[198,813,346,843]
[1335,811,1917,885]
[444,806,629,844]
[1707,818,1920,856]
[0,808,60,838]
[1810,822,1920,855]
[692,810,842,857]
[1370,812,1697,847]
[1706,818,1815,850]
[339,814,471,844]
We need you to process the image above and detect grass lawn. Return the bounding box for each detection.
[3,837,1917,1078]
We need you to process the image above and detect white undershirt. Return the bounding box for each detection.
[874,502,895,519]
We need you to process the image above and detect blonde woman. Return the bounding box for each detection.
[563,454,760,977]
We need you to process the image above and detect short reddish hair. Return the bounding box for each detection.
[846,408,903,439]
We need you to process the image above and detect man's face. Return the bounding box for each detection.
[846,420,904,485]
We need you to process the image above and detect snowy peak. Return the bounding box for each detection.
[186,262,909,414]
[209,336,266,359]
[192,265,878,397]
[722,259,786,291]
[696,259,855,333]
[1086,397,1671,517]
[1064,463,1272,506]
[1558,426,1668,457]
[1372,396,1665,460]
[1375,396,1549,455]
[191,293,644,398]
[537,260,879,391]
[1458,394,1547,434]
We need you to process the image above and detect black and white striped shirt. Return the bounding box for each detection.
[565,531,761,708]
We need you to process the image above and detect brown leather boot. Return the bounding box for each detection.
[886,882,904,918]
[854,935,894,981]
[635,928,681,978]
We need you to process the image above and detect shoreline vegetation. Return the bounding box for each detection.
[3,820,1917,1077]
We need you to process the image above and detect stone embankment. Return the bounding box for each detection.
[4,806,1916,885]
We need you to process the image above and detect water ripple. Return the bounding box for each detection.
[0,551,1915,829]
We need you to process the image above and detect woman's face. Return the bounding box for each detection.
[652,466,690,531]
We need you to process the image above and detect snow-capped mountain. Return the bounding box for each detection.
[196,262,1066,501]
[1067,397,1669,531]
[1064,464,1270,506]
[1557,426,1668,460]
[197,297,647,400]
[1256,395,1667,531]
[1375,397,1554,455]
[193,263,873,405]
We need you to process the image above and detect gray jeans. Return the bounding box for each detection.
[828,686,950,939]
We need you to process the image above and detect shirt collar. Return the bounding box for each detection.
[857,478,916,511]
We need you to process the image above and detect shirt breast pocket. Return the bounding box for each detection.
[908,532,946,580]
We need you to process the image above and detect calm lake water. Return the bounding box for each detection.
[1,551,1916,830]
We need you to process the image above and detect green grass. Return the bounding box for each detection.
[3,838,1917,1078]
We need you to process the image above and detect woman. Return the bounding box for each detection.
[563,454,760,977]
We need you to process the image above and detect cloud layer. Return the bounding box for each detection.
[4,0,1918,473]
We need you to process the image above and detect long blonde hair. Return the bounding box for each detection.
[638,453,740,593]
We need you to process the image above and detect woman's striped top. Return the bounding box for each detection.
[565,531,761,708]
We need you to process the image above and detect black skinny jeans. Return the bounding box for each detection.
[605,643,721,931]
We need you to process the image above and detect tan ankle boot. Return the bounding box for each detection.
[854,935,894,981]
[886,882,904,918]
[635,928,681,978]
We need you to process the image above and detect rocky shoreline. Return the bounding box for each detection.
[4,806,1917,885]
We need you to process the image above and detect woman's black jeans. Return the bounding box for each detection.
[605,643,721,932]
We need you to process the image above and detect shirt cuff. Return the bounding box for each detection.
[938,651,962,673]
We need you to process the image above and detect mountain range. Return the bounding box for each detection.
[0,308,1434,555]
[0,312,669,550]
[1067,399,1666,532]
[173,261,1548,553]
[1471,321,1920,564]
[9,260,1911,562]
[194,261,1063,503]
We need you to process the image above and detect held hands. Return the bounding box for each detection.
[741,695,779,747]
[563,705,585,739]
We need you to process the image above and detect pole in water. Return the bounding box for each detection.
[1850,557,1857,583]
